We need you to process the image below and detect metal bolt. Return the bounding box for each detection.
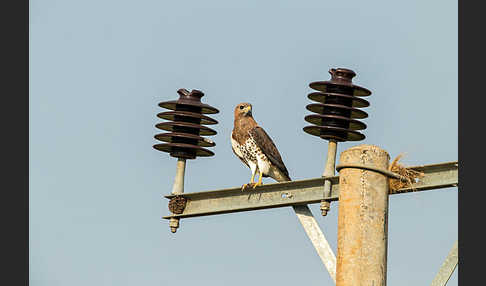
[169,218,179,233]
[320,201,331,216]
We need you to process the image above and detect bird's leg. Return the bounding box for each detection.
[252,170,263,189]
[241,171,256,191]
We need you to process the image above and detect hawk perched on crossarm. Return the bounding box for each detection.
[231,103,291,190]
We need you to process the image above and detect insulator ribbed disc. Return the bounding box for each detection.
[155,121,217,136]
[154,132,216,147]
[307,92,370,108]
[158,101,219,114]
[303,126,365,141]
[306,103,368,119]
[157,111,218,125]
[153,143,215,159]
[304,114,367,131]
[309,82,371,97]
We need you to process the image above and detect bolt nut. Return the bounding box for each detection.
[169,218,179,233]
[320,201,331,216]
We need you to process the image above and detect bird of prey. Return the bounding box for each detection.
[231,103,291,190]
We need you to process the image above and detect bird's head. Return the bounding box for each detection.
[234,103,253,118]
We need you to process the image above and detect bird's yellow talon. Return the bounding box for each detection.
[252,172,263,189]
[241,183,255,191]
[252,182,263,189]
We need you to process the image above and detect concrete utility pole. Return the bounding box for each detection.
[336,144,390,286]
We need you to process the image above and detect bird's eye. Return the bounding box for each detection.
[239,106,244,110]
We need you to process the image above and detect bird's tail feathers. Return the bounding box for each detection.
[274,172,291,183]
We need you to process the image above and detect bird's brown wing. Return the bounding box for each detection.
[249,126,290,180]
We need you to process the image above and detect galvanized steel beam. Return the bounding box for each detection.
[163,161,458,219]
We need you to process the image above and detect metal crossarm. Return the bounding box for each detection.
[163,161,457,219]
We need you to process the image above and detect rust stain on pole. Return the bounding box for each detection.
[336,144,390,286]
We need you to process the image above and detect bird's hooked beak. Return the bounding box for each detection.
[244,105,252,116]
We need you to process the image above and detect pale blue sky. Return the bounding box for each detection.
[30,0,457,285]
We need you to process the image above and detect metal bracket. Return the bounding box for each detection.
[336,163,409,181]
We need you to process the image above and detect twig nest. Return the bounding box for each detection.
[388,154,424,193]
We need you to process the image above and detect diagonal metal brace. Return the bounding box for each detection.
[430,240,458,286]
[293,205,336,282]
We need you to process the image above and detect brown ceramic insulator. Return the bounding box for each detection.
[304,68,371,142]
[154,88,218,159]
